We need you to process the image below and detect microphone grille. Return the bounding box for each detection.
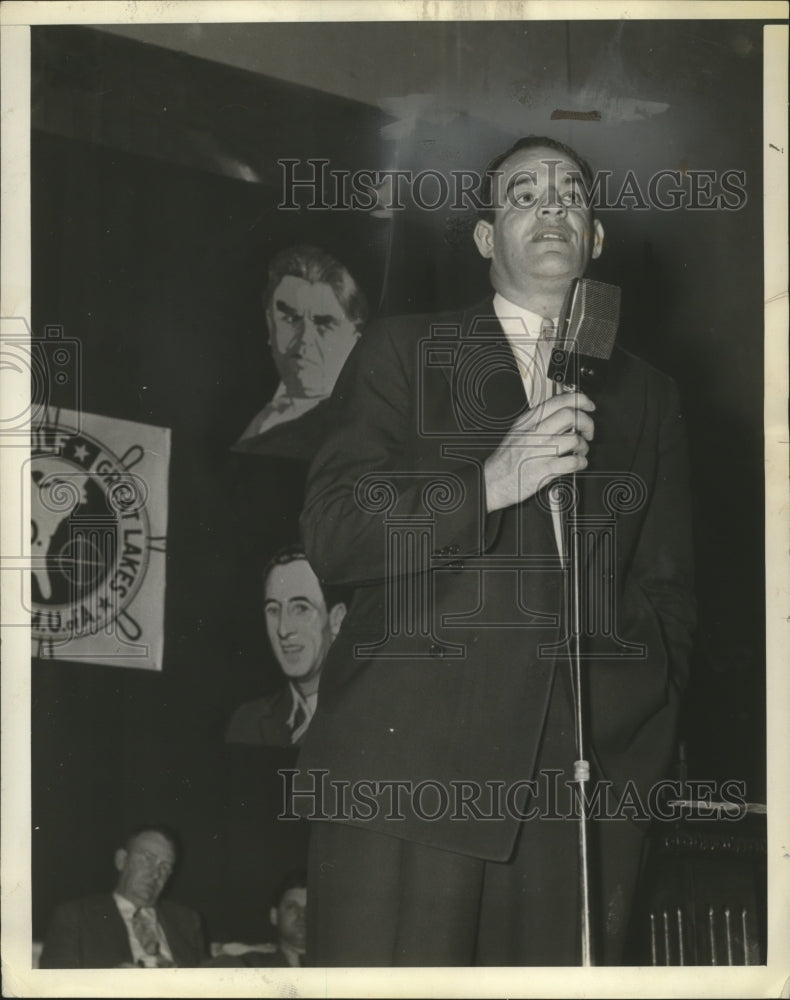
[567,279,621,359]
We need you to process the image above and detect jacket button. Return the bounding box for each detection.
[429,644,446,658]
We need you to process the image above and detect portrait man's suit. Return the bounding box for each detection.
[39,893,205,968]
[232,398,334,465]
[297,299,695,964]
[226,686,301,747]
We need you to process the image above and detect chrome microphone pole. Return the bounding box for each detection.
[567,472,595,966]
[554,359,595,966]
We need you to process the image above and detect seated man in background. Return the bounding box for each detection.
[39,825,205,968]
[226,545,349,747]
[206,870,307,968]
[233,244,369,462]
[260,869,307,967]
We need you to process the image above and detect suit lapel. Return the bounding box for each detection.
[157,902,186,965]
[94,895,134,966]
[458,299,529,430]
[260,686,298,746]
[422,299,527,433]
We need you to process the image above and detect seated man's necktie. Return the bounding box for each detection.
[132,907,171,966]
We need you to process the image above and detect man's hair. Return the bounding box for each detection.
[262,544,351,612]
[271,868,307,909]
[122,824,180,858]
[262,244,369,332]
[476,135,595,223]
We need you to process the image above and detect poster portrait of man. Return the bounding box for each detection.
[0,2,787,998]
[232,244,369,463]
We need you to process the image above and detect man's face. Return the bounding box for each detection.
[264,559,344,688]
[270,887,307,952]
[474,145,604,301]
[267,275,360,399]
[114,831,175,909]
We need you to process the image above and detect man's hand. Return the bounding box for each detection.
[484,392,595,513]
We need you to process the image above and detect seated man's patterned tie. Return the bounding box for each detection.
[132,907,161,958]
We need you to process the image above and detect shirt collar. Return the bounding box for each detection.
[113,892,151,917]
[237,383,322,443]
[493,293,555,348]
[279,941,304,967]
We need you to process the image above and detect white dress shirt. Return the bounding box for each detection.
[492,293,565,559]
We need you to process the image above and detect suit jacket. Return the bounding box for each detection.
[39,893,205,968]
[226,686,300,747]
[231,398,335,464]
[297,299,695,862]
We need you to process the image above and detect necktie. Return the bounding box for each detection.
[292,701,307,731]
[539,317,568,559]
[291,700,309,744]
[132,907,161,957]
[533,318,556,407]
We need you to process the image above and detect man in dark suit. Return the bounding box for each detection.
[261,868,307,967]
[205,869,308,968]
[295,136,695,966]
[233,244,369,464]
[226,545,348,747]
[39,825,205,968]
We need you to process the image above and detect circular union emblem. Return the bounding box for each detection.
[31,423,151,642]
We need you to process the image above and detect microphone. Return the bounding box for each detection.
[547,278,621,394]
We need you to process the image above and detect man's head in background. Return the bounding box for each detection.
[263,545,348,698]
[114,826,178,910]
[473,136,604,315]
[269,869,307,957]
[263,245,369,400]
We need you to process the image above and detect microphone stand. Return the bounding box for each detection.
[547,278,621,966]
[558,367,595,967]
[568,483,595,966]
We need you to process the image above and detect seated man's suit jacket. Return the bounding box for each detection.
[297,299,695,863]
[39,893,205,968]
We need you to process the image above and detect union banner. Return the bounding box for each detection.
[29,408,170,670]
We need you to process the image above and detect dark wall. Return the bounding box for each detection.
[31,33,391,942]
[30,22,767,942]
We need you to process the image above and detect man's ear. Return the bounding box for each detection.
[329,603,347,639]
[591,219,605,260]
[114,848,127,873]
[270,906,278,928]
[473,219,495,260]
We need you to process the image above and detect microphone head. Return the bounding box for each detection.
[548,278,621,391]
[559,278,621,360]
